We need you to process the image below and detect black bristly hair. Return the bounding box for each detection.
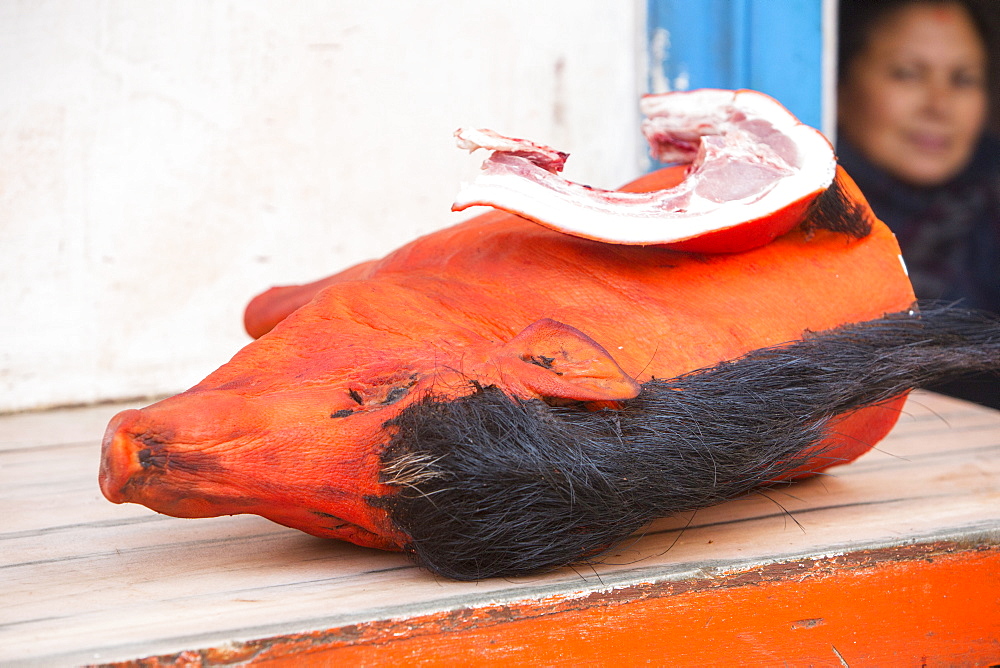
[377,304,1000,581]
[801,171,874,239]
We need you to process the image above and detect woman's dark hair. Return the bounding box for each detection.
[838,0,992,76]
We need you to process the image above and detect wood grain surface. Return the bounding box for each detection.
[2,391,999,666]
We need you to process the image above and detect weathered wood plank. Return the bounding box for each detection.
[1,391,998,665]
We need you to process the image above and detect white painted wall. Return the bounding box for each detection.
[0,1,646,413]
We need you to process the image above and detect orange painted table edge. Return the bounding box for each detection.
[101,540,1000,667]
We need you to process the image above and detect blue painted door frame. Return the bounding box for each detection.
[646,0,834,135]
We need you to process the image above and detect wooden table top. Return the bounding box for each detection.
[2,390,999,666]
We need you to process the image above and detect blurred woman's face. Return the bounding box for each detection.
[838,2,988,187]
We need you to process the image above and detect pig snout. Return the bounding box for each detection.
[97,390,410,550]
[98,394,252,518]
[99,409,145,504]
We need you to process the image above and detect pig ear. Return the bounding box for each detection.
[500,319,641,402]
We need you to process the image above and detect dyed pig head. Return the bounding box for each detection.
[100,279,642,550]
[99,90,1000,580]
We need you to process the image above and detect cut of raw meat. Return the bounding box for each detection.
[452,89,836,252]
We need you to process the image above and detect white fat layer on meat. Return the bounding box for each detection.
[452,90,836,246]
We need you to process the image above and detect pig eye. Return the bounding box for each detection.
[330,380,414,418]
[345,375,419,408]
[384,385,410,404]
[524,354,556,370]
